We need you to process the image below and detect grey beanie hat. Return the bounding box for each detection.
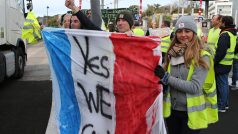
[174,16,197,34]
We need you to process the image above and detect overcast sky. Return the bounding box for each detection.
[31,0,174,17]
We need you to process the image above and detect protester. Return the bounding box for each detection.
[132,20,144,36]
[65,0,135,35]
[214,16,237,112]
[115,10,134,34]
[154,15,217,134]
[70,14,82,29]
[161,20,171,37]
[86,9,91,19]
[89,0,102,28]
[146,21,158,36]
[160,20,171,63]
[65,0,102,30]
[62,13,72,28]
[207,15,222,55]
[230,36,238,90]
[108,21,115,32]
[230,38,238,90]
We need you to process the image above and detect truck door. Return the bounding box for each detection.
[0,0,6,45]
[6,0,25,46]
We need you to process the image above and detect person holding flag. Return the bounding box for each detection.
[154,16,218,134]
[65,0,135,35]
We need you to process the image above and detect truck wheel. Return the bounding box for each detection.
[0,53,6,82]
[14,47,25,78]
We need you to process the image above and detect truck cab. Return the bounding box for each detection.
[0,0,27,82]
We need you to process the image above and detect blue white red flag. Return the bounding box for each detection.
[42,28,167,134]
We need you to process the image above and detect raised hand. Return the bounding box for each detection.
[65,0,75,10]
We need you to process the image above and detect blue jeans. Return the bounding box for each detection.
[216,73,229,110]
[232,60,238,86]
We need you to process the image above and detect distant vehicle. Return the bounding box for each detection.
[0,0,28,82]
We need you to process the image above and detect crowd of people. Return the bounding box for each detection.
[60,0,238,134]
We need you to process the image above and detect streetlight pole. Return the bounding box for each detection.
[46,6,49,26]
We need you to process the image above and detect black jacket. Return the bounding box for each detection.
[74,11,102,31]
[214,26,237,74]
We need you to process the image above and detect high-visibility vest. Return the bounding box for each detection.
[163,50,218,129]
[101,19,107,31]
[207,28,221,55]
[234,53,238,60]
[161,36,171,53]
[215,31,236,65]
[133,28,145,36]
[22,11,41,44]
[197,28,202,38]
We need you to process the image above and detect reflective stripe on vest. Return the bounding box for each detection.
[207,28,221,54]
[234,54,238,60]
[22,11,42,44]
[163,50,218,129]
[215,31,236,65]
[161,36,171,53]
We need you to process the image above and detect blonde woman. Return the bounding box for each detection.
[155,16,217,134]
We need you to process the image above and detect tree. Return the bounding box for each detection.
[129,5,139,11]
[142,4,161,17]
[48,16,58,27]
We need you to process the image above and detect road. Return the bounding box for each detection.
[0,42,52,134]
[21,42,50,81]
[0,42,238,134]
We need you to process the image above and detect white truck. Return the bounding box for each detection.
[0,0,27,82]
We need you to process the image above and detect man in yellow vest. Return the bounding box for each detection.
[207,15,222,55]
[230,37,238,90]
[161,36,171,63]
[22,3,41,44]
[160,20,171,63]
[214,16,237,112]
[132,20,145,36]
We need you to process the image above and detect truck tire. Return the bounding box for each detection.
[0,53,6,82]
[14,47,25,78]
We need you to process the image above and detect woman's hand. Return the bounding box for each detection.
[154,65,170,85]
[154,65,165,79]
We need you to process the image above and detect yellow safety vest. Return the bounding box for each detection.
[234,53,238,60]
[161,36,171,53]
[101,19,107,31]
[215,31,236,65]
[133,28,145,36]
[197,28,202,38]
[163,50,218,129]
[207,28,221,55]
[22,11,41,44]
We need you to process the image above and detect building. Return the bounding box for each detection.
[231,0,238,26]
[208,0,232,18]
[208,0,238,27]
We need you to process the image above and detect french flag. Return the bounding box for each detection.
[42,28,166,134]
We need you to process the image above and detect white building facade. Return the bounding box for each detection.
[208,0,232,18]
[231,0,238,27]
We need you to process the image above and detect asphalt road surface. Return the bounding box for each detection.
[0,42,238,134]
[0,80,52,134]
[0,42,52,134]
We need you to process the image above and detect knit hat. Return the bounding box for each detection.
[116,11,134,28]
[174,16,197,34]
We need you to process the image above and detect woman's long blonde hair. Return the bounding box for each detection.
[164,34,209,71]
